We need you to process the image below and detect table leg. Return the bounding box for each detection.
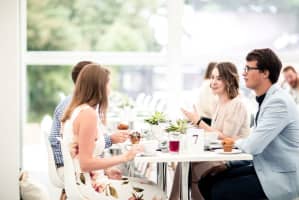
[180,162,190,200]
[157,162,167,193]
[128,160,135,177]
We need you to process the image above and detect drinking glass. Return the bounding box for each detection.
[168,132,180,153]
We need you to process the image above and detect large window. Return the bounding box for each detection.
[24,0,299,142]
[24,0,299,127]
[27,0,167,52]
[182,0,299,56]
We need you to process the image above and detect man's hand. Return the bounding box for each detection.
[181,104,200,124]
[104,167,122,180]
[202,164,228,178]
[110,131,129,144]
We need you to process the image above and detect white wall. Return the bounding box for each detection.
[0,0,20,199]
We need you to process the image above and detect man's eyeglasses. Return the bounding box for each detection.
[244,65,259,73]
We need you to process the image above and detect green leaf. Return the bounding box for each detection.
[165,119,188,134]
[144,111,167,125]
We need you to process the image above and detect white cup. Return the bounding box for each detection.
[204,131,218,145]
[140,140,158,155]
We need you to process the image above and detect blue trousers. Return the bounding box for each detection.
[198,162,267,200]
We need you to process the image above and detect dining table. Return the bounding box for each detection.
[134,150,253,200]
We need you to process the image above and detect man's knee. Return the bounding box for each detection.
[198,176,211,199]
[211,180,238,200]
[210,182,227,200]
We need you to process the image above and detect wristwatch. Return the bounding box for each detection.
[196,118,202,126]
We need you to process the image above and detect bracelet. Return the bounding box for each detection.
[196,118,202,126]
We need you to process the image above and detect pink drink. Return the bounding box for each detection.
[169,140,180,152]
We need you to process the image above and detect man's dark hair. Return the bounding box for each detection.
[246,48,282,84]
[71,61,92,83]
[283,65,297,74]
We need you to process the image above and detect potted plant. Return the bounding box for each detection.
[165,119,189,153]
[144,111,167,125]
[165,119,188,134]
[144,112,167,139]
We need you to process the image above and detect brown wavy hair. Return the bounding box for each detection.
[61,64,110,124]
[215,62,239,99]
[204,62,217,79]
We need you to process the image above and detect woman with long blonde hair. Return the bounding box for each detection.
[61,64,165,199]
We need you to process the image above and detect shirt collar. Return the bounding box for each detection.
[256,93,266,106]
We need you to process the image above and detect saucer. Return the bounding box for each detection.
[137,152,157,156]
[214,149,242,154]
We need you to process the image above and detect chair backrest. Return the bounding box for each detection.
[60,141,85,200]
[61,140,112,200]
[41,115,64,189]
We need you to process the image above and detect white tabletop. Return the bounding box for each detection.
[134,151,253,163]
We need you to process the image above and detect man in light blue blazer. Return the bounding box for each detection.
[199,48,299,200]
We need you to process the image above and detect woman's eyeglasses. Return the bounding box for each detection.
[244,65,259,73]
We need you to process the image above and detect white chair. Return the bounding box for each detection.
[41,115,64,189]
[61,140,112,200]
[135,93,146,107]
[155,99,167,112]
[143,95,152,108]
[148,96,160,112]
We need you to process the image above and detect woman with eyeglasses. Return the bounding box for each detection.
[169,62,250,200]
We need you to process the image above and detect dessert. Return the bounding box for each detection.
[130,131,141,144]
[222,137,234,152]
[117,123,129,130]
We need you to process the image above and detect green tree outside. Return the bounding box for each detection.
[27,0,162,122]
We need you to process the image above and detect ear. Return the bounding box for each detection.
[263,70,270,79]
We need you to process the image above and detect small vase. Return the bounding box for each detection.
[151,125,162,139]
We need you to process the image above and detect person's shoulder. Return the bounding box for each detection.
[228,96,248,112]
[272,87,292,101]
[230,95,245,106]
[54,95,71,113]
[265,87,292,109]
[77,105,97,119]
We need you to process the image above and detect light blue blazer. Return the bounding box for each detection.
[236,84,299,200]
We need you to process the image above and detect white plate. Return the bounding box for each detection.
[209,143,222,149]
[214,149,242,154]
[137,152,157,157]
[209,140,221,144]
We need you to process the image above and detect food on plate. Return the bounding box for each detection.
[222,137,234,152]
